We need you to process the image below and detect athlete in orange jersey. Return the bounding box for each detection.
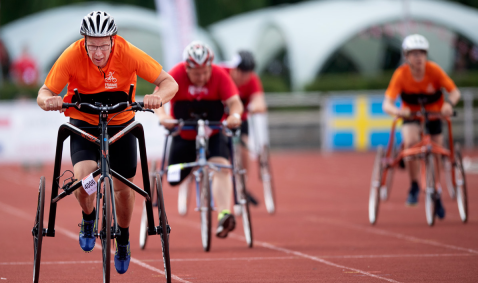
[383,34,461,217]
[36,11,178,274]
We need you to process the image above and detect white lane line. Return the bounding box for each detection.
[168,217,401,283]
[307,217,478,255]
[3,253,475,266]
[0,202,191,283]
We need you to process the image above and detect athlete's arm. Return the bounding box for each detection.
[248,92,267,113]
[144,70,178,109]
[441,88,461,116]
[383,96,410,117]
[225,95,243,129]
[37,84,64,112]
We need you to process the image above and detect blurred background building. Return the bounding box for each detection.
[0,0,477,161]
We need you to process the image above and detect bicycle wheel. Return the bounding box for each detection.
[154,173,171,282]
[260,145,276,214]
[381,145,396,201]
[454,147,468,223]
[238,173,253,247]
[101,178,111,283]
[425,154,436,226]
[368,146,384,225]
[443,157,456,199]
[199,167,212,252]
[139,161,157,250]
[32,176,45,283]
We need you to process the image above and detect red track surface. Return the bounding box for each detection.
[1,151,477,282]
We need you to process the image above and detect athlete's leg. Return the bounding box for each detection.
[209,156,233,212]
[240,134,249,174]
[402,122,421,182]
[113,177,135,229]
[73,160,98,214]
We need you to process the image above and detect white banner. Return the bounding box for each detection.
[0,99,167,164]
[155,0,197,71]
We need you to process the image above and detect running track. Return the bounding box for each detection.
[0,151,477,282]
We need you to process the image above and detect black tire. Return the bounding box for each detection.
[260,145,276,214]
[443,157,456,200]
[369,146,384,225]
[101,178,111,283]
[154,173,171,282]
[425,154,436,226]
[199,167,212,252]
[454,147,468,223]
[238,173,253,247]
[139,160,157,250]
[32,176,45,283]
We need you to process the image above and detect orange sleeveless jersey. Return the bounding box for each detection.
[45,35,162,125]
[385,61,456,112]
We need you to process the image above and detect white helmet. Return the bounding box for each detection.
[183,41,214,68]
[402,34,429,53]
[80,11,117,37]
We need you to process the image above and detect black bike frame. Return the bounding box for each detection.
[45,86,157,238]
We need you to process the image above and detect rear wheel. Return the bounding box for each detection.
[101,178,111,283]
[238,173,253,247]
[443,157,456,199]
[154,173,171,282]
[32,176,45,283]
[199,168,212,252]
[381,145,396,201]
[425,155,436,226]
[260,145,276,214]
[454,146,468,223]
[369,146,384,224]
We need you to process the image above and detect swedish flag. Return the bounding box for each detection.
[324,95,401,151]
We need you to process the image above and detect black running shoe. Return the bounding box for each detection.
[435,197,446,219]
[216,213,236,238]
[406,185,420,206]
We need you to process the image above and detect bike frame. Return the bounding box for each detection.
[44,89,159,239]
[158,119,241,208]
[380,107,457,192]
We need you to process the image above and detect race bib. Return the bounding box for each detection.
[81,173,97,195]
[167,164,182,182]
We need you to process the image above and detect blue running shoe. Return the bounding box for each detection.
[114,240,131,274]
[406,185,420,206]
[435,197,446,219]
[78,219,96,252]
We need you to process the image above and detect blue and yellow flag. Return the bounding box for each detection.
[323,95,401,151]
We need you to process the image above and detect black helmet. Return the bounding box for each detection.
[236,50,255,72]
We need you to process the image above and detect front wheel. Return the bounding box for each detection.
[454,147,468,223]
[424,155,436,226]
[259,145,276,214]
[199,168,212,252]
[368,146,384,225]
[154,173,171,282]
[32,176,45,283]
[101,178,112,283]
[237,173,253,247]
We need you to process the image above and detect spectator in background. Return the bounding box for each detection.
[11,46,38,86]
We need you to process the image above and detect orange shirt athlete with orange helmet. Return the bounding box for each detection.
[36,11,178,274]
[382,34,461,218]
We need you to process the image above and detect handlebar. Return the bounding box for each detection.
[161,119,239,137]
[399,110,457,120]
[62,84,154,114]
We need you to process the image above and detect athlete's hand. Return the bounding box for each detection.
[143,94,163,109]
[43,96,64,112]
[159,114,176,130]
[396,107,411,118]
[441,101,454,117]
[226,114,241,129]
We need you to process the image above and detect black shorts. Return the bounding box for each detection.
[402,119,442,135]
[70,118,137,179]
[168,132,230,186]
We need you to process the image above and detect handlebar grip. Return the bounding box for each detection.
[62,103,77,108]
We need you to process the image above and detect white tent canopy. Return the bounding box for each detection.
[209,0,478,90]
[0,2,216,80]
